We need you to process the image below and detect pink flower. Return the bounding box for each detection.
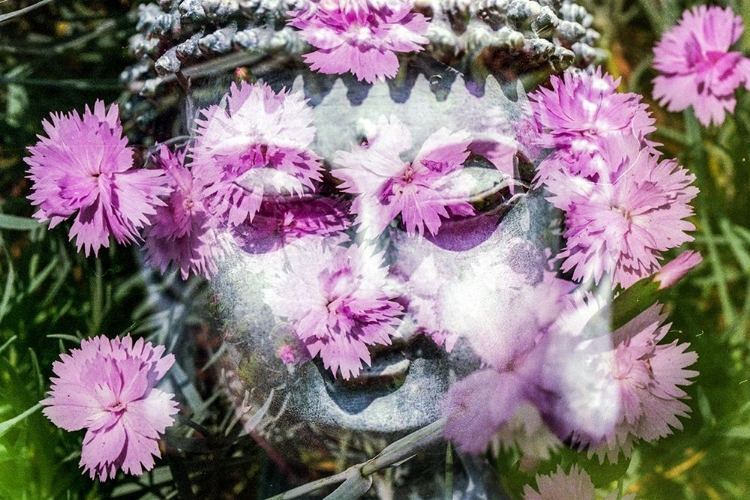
[523,465,637,500]
[528,68,655,181]
[333,114,474,238]
[543,303,698,463]
[288,0,430,83]
[191,82,323,227]
[25,101,169,256]
[41,334,178,481]
[553,135,698,288]
[143,146,224,279]
[263,242,403,379]
[653,5,750,126]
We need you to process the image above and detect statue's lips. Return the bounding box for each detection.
[289,335,459,433]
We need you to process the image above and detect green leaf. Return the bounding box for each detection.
[0,214,42,231]
[0,403,42,439]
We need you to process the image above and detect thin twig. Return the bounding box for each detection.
[0,0,54,24]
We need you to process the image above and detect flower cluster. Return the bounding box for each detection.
[529,69,698,289]
[41,335,178,481]
[653,5,750,126]
[287,0,430,83]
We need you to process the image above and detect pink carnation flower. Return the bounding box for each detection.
[653,5,750,126]
[263,242,403,379]
[41,334,178,481]
[288,0,430,83]
[143,146,224,280]
[25,101,169,256]
[192,82,323,227]
[523,465,637,500]
[554,135,698,288]
[543,302,698,463]
[333,114,474,238]
[528,68,655,181]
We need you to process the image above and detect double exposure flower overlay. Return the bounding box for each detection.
[41,335,178,481]
[22,3,710,488]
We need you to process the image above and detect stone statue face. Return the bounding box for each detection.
[207,73,556,435]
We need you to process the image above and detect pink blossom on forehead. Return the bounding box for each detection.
[653,5,750,126]
[191,82,323,227]
[25,101,169,256]
[288,0,430,83]
[143,145,224,280]
[333,114,474,239]
[40,334,178,481]
[263,242,403,380]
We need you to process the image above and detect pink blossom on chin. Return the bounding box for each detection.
[333,114,474,238]
[192,82,323,227]
[288,0,429,83]
[553,135,698,288]
[263,242,403,379]
[444,370,525,453]
[25,101,169,256]
[523,465,637,500]
[143,146,224,280]
[652,5,750,126]
[528,68,655,181]
[40,334,178,481]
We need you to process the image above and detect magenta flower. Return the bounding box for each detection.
[553,136,698,288]
[333,114,474,238]
[191,82,323,227]
[528,68,655,181]
[523,465,637,500]
[143,146,224,280]
[25,101,169,256]
[653,5,750,126]
[288,0,430,83]
[263,242,403,379]
[41,334,178,481]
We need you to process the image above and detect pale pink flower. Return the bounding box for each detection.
[192,82,323,227]
[263,242,403,379]
[553,135,698,288]
[25,101,169,256]
[288,0,429,83]
[333,114,474,238]
[143,145,224,279]
[523,465,637,500]
[528,68,655,181]
[41,335,178,481]
[543,302,698,463]
[653,5,750,126]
